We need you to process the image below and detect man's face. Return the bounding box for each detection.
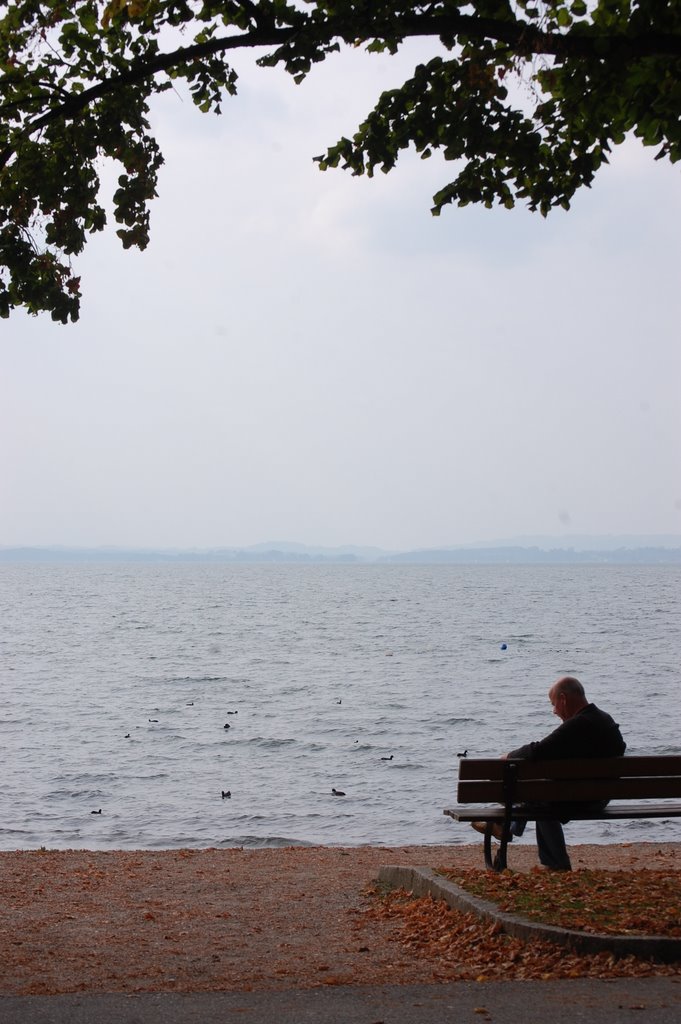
[549,686,569,722]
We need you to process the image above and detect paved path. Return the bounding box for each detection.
[2,979,681,1024]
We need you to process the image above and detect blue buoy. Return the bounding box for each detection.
[500,643,508,650]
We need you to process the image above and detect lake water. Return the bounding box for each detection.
[1,563,680,851]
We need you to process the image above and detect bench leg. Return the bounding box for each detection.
[493,841,508,872]
[482,822,509,871]
[483,826,494,870]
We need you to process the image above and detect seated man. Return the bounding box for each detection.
[473,675,626,870]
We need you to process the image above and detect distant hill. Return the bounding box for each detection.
[0,544,382,564]
[380,546,681,565]
[240,541,392,560]
[453,534,681,552]
[1,538,681,565]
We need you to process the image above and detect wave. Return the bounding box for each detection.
[47,788,113,798]
[229,736,298,749]
[218,835,318,848]
[162,675,231,684]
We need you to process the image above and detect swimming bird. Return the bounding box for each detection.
[124,733,130,739]
[457,749,468,758]
[221,790,231,799]
[332,788,346,797]
[226,710,238,715]
[186,702,194,706]
[91,809,102,815]
[223,723,231,730]
[148,718,158,723]
[335,699,342,704]
[381,755,393,761]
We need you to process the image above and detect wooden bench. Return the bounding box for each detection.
[444,755,681,870]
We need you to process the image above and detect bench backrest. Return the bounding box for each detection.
[457,756,681,805]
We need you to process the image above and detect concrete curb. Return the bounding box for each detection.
[377,865,681,963]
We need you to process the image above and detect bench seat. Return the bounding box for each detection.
[448,801,681,823]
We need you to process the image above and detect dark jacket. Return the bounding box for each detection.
[507,703,626,822]
[508,703,626,761]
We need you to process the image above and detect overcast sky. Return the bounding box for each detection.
[2,40,680,551]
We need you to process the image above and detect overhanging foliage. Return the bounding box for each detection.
[1,0,679,321]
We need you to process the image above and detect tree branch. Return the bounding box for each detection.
[2,10,679,172]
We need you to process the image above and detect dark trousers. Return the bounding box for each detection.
[511,801,609,871]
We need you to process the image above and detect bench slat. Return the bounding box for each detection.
[458,756,681,782]
[458,777,681,803]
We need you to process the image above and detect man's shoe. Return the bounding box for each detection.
[471,821,511,843]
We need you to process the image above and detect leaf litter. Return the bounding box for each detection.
[363,866,681,982]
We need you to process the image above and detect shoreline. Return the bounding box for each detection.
[1,842,679,995]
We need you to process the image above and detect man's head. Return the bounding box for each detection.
[549,675,587,722]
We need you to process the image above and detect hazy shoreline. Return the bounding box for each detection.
[2,543,681,564]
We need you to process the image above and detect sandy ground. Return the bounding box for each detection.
[1,842,679,995]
